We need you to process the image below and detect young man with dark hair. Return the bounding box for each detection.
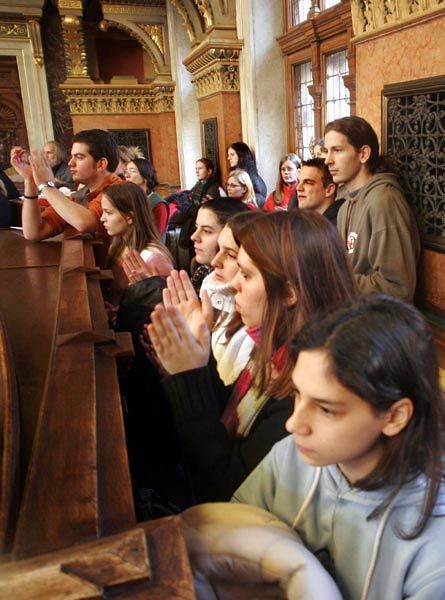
[296,157,344,225]
[11,129,120,244]
[324,116,420,302]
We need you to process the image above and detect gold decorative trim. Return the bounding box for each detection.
[60,84,175,114]
[61,15,91,80]
[170,0,196,44]
[183,42,242,98]
[193,0,214,29]
[192,62,239,98]
[139,24,164,58]
[28,19,44,67]
[185,45,241,75]
[58,0,83,8]
[0,22,28,38]
[351,0,444,39]
[101,4,159,16]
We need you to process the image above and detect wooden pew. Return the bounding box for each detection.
[12,236,135,560]
[0,313,20,555]
[0,518,194,599]
[0,231,195,597]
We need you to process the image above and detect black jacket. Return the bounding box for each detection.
[162,362,293,502]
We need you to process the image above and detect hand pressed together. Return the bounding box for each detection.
[147,303,210,375]
[122,249,154,284]
[163,269,214,333]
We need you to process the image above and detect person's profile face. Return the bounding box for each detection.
[286,348,389,485]
[124,162,145,188]
[190,207,223,265]
[211,225,240,284]
[324,131,363,188]
[229,246,267,329]
[68,142,100,184]
[226,176,246,199]
[227,147,239,168]
[195,161,211,181]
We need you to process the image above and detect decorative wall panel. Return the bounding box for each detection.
[382,76,445,252]
[109,128,151,161]
[202,117,218,172]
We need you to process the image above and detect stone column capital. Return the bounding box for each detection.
[183,37,243,99]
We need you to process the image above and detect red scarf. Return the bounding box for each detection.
[220,327,287,438]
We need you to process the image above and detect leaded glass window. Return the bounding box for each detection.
[293,61,314,159]
[325,49,350,122]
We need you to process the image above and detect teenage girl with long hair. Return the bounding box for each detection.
[100,181,174,309]
[148,210,357,502]
[233,294,445,599]
[263,153,301,212]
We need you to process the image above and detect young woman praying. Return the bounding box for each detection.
[100,181,174,312]
[147,210,357,502]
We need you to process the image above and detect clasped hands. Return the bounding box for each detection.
[10,147,54,187]
[147,270,213,375]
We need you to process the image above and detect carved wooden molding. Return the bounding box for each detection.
[278,1,352,55]
[3,529,150,597]
[351,0,444,40]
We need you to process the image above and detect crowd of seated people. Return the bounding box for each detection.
[6,115,442,599]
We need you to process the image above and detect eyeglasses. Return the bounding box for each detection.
[226,182,243,188]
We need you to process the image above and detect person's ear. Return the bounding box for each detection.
[285,282,298,308]
[326,182,336,200]
[96,157,108,172]
[126,211,135,225]
[358,145,371,165]
[381,398,414,437]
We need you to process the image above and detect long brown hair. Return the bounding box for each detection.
[103,181,174,265]
[235,210,357,399]
[291,295,445,539]
[273,153,301,206]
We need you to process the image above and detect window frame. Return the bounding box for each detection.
[279,1,355,155]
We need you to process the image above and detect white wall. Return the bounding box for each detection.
[166,2,201,189]
[236,0,287,195]
[0,38,54,149]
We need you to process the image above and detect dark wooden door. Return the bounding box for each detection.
[0,56,28,168]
